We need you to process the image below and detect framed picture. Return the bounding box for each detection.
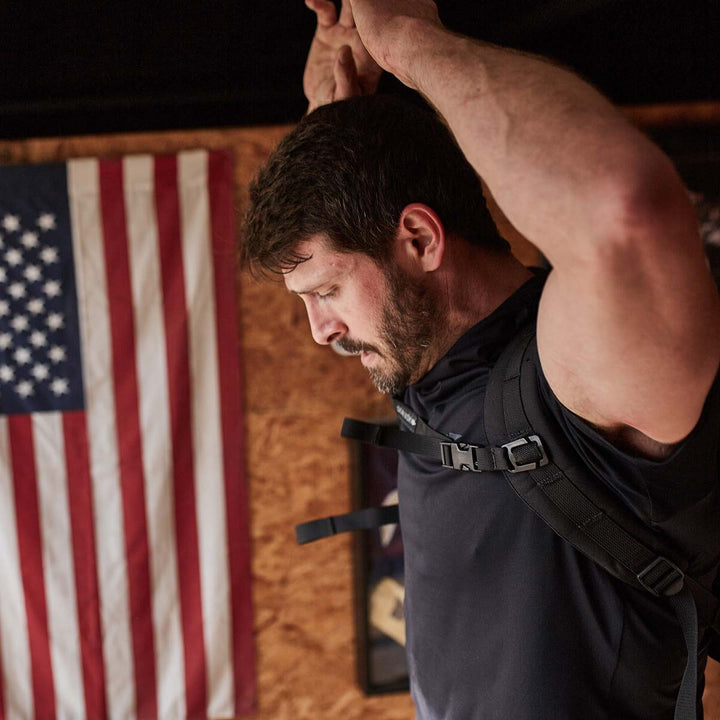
[350,422,408,695]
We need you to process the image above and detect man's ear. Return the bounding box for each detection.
[395,203,446,272]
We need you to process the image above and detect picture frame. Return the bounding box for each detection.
[350,421,409,695]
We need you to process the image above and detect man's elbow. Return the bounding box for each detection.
[600,148,699,254]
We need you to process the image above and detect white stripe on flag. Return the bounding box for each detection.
[67,159,137,720]
[123,154,186,719]
[32,412,86,720]
[178,150,234,717]
[0,417,34,720]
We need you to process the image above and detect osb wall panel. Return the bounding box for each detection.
[0,122,718,720]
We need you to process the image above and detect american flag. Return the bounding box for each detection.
[0,150,255,719]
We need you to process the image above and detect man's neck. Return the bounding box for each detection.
[418,245,535,377]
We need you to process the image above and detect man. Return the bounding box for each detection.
[243,1,720,717]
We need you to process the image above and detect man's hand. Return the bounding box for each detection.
[303,0,382,113]
[347,0,442,87]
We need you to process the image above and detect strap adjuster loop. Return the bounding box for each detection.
[637,556,685,596]
[502,435,548,473]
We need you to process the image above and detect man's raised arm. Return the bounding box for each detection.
[349,0,720,448]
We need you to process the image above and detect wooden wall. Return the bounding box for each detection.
[0,121,717,719]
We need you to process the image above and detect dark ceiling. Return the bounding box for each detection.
[1,0,718,140]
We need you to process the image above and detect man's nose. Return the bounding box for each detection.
[307,305,347,345]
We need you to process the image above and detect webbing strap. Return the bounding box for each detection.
[521,464,686,594]
[669,586,699,720]
[295,504,399,545]
[341,417,548,474]
[341,418,446,459]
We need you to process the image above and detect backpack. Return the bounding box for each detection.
[295,321,720,720]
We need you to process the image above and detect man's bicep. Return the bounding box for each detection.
[536,231,720,448]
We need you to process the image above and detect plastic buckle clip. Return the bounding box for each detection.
[441,442,478,472]
[502,435,548,473]
[636,556,685,596]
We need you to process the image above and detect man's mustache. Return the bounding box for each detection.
[332,337,383,357]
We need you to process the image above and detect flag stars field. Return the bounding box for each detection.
[0,208,73,409]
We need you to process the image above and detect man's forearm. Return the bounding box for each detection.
[378,17,695,265]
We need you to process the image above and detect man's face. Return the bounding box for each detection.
[284,237,437,395]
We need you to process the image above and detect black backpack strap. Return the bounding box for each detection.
[295,505,399,545]
[484,323,717,720]
[340,416,548,474]
[484,325,683,592]
[668,587,699,720]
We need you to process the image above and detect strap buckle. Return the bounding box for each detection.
[502,435,548,473]
[440,442,478,472]
[637,556,685,596]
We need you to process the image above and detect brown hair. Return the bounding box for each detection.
[242,94,508,277]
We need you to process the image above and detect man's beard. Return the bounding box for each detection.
[334,265,437,395]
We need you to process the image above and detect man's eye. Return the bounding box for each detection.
[318,289,337,300]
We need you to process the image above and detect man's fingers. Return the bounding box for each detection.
[305,0,337,28]
[333,46,361,100]
[338,0,355,28]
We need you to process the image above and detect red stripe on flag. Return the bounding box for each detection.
[99,159,158,720]
[8,415,56,720]
[208,150,256,714]
[63,411,108,720]
[154,154,207,718]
